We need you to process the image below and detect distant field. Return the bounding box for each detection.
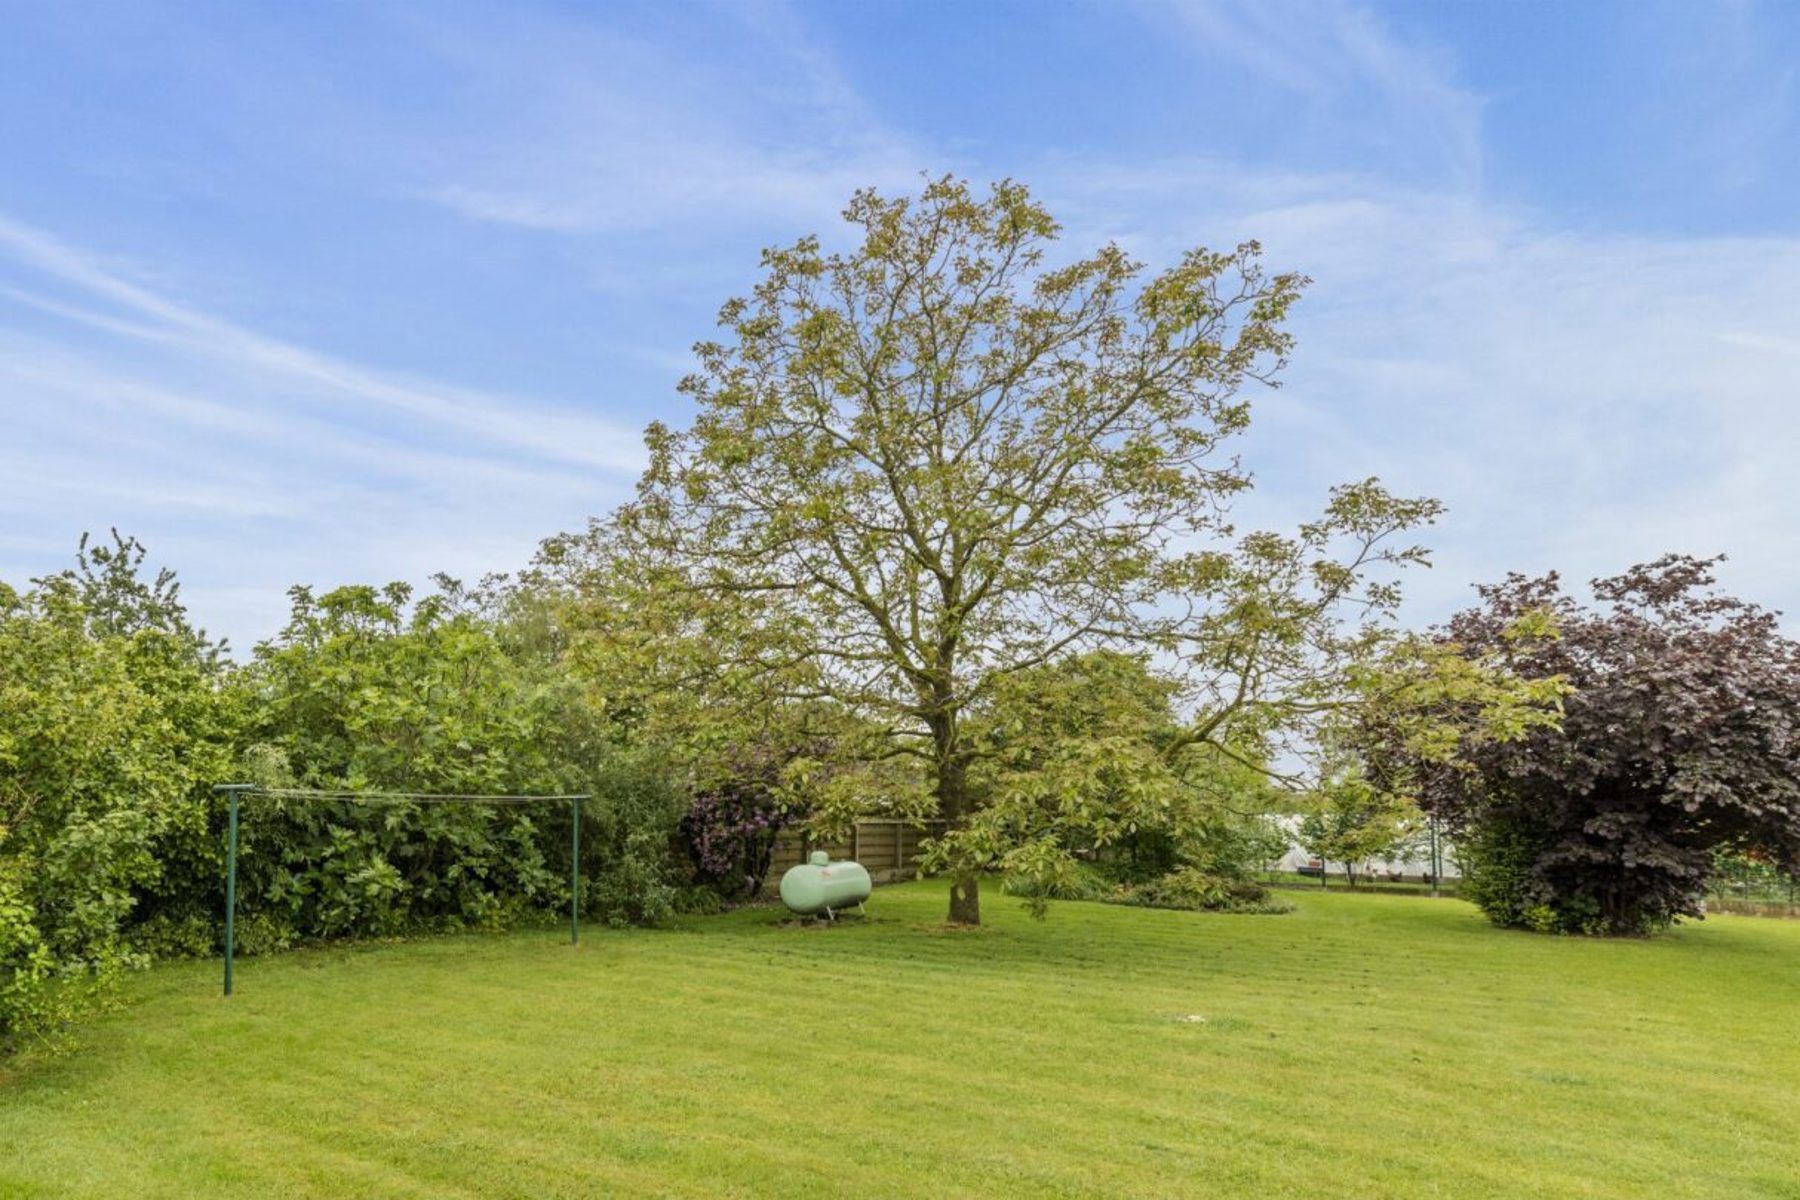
[3,883,1797,1198]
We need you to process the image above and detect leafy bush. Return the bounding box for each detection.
[684,788,795,901]
[945,651,1294,917]
[1000,862,1114,903]
[1004,862,1289,914]
[679,730,838,901]
[581,751,692,927]
[1390,557,1800,935]
[1,545,714,1055]
[1104,807,1290,887]
[0,862,76,1050]
[1121,867,1292,915]
[233,581,703,940]
[1456,813,1567,931]
[0,536,237,1050]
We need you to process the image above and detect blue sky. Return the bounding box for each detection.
[4,0,1798,647]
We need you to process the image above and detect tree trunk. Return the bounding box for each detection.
[929,711,980,925]
[949,872,981,925]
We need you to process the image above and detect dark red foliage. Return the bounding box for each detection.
[1411,555,1800,934]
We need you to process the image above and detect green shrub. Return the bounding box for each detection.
[581,751,693,927]
[1001,862,1113,903]
[1458,813,1652,936]
[1122,867,1292,915]
[1,549,710,1055]
[1457,812,1553,930]
[0,543,236,1050]
[1006,863,1290,914]
[227,582,702,941]
[125,913,215,961]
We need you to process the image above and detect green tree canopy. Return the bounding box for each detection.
[1297,772,1420,887]
[590,176,1447,924]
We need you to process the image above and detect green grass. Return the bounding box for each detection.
[4,883,1798,1199]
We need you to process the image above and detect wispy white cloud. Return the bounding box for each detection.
[0,212,644,647]
[1148,0,1485,186]
[0,337,606,496]
[395,2,923,234]
[1035,157,1800,624]
[0,215,644,472]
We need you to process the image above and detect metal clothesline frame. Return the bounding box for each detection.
[210,784,591,997]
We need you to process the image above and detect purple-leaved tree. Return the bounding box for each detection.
[1386,555,1800,935]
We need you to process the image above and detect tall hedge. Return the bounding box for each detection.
[0,544,695,1051]
[0,538,237,1049]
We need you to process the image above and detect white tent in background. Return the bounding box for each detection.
[1267,814,1460,882]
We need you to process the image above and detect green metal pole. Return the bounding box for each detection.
[224,787,239,996]
[1429,816,1441,899]
[570,797,581,946]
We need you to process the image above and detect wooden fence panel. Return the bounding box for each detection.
[763,820,945,891]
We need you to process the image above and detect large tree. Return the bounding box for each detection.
[609,177,1444,924]
[1381,555,1800,935]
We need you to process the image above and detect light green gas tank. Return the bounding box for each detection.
[779,850,872,917]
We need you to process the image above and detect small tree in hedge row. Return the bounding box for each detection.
[1390,555,1800,935]
[1298,772,1418,887]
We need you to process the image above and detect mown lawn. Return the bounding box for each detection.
[3,883,1798,1199]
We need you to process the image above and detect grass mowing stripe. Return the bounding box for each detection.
[2,882,1797,1198]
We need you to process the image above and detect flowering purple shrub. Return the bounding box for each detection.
[683,784,796,900]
